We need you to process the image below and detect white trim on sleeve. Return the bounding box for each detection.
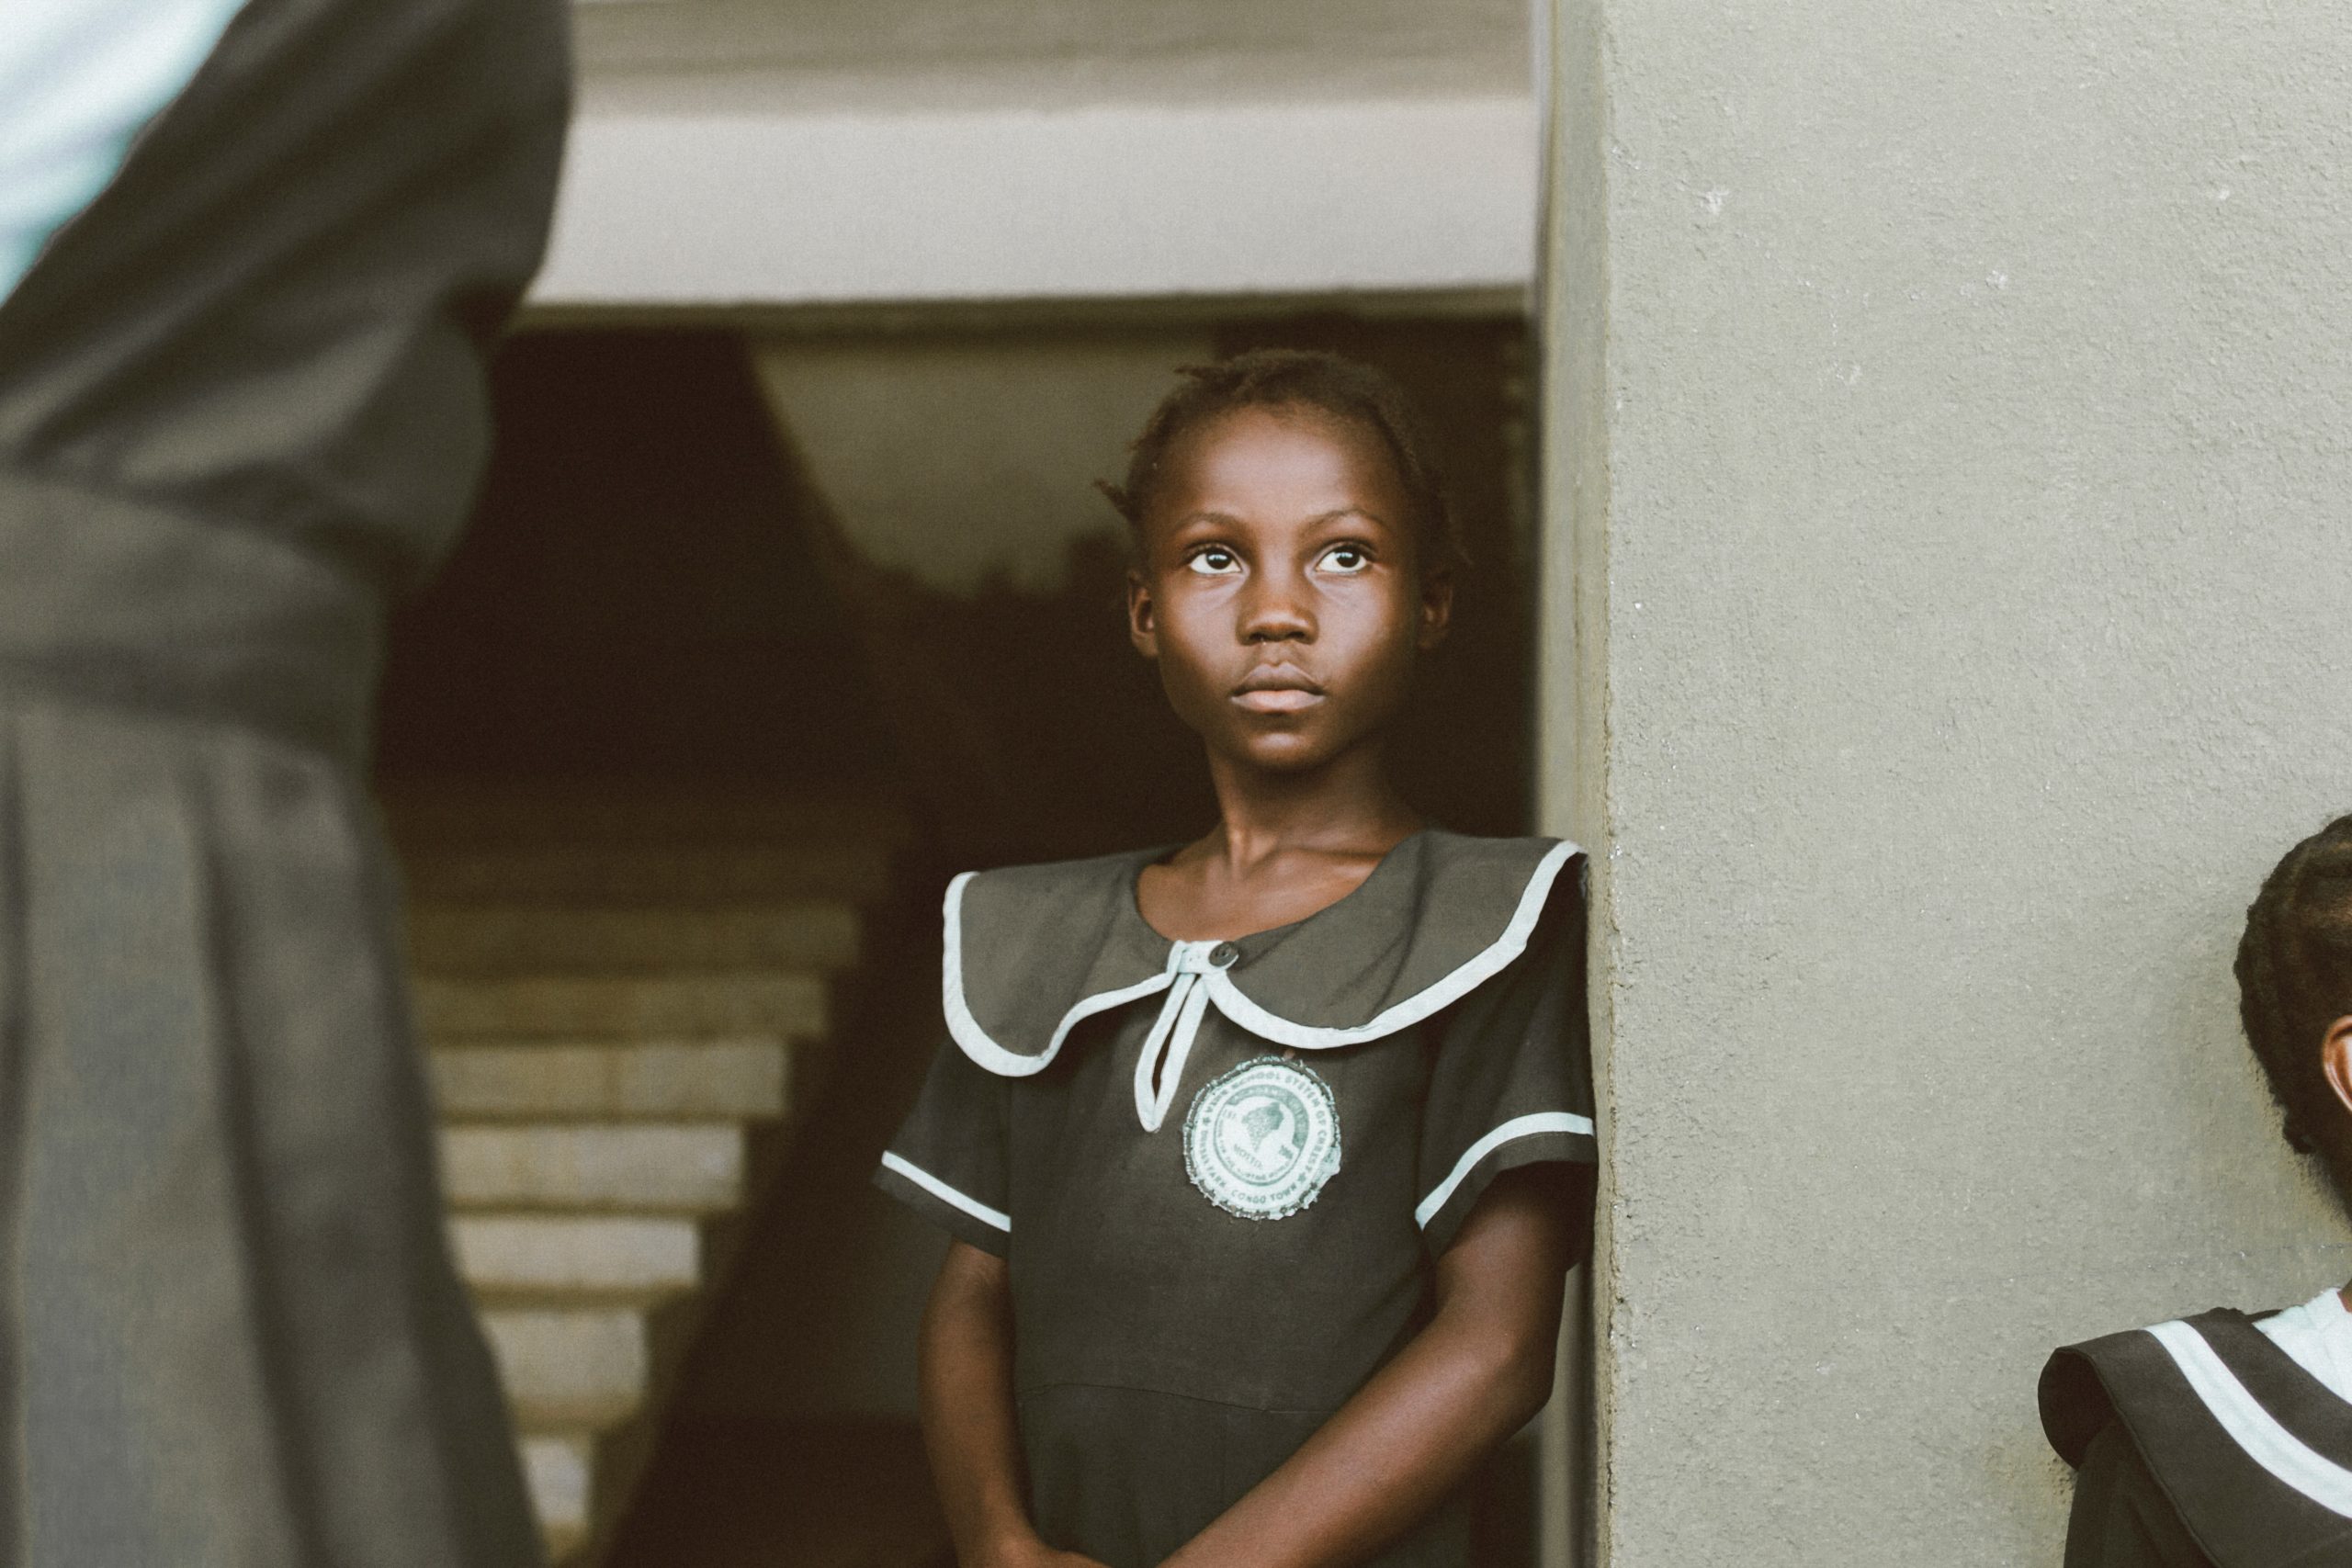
[2143,1318,2352,1518]
[1414,1111,1595,1230]
[879,1151,1012,1234]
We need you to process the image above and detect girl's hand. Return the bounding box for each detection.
[976,1538,1108,1568]
[1157,1165,1588,1568]
[922,1245,1103,1568]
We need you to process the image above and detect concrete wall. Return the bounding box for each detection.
[1544,3,2352,1562]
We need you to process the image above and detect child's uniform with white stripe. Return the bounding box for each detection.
[2041,1291,2352,1566]
[875,830,1595,1568]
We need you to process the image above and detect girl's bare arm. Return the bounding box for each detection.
[919,1240,1107,1568]
[1161,1164,1590,1568]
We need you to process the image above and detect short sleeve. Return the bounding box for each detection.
[1414,856,1595,1254]
[874,1039,1013,1258]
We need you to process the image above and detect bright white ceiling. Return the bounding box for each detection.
[539,0,1539,308]
[572,0,1532,113]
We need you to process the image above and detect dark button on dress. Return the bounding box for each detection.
[0,2,569,1563]
[877,831,1596,1568]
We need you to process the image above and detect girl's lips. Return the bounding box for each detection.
[1233,688,1325,714]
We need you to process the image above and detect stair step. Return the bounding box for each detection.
[416,973,827,1040]
[380,783,911,850]
[399,842,896,903]
[484,1294,699,1423]
[408,900,861,976]
[523,1428,592,1535]
[429,1037,792,1121]
[387,784,905,1568]
[443,1122,760,1212]
[488,1308,649,1425]
[453,1213,709,1294]
[524,1412,663,1568]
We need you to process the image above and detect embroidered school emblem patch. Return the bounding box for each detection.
[1183,1056,1341,1220]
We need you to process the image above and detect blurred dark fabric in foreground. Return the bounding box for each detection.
[0,1,569,1562]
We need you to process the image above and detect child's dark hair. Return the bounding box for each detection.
[1098,349,1464,574]
[2235,813,2352,1160]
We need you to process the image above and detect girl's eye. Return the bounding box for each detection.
[1186,547,1242,576]
[1318,544,1372,573]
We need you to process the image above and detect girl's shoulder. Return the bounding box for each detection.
[951,831,1577,914]
[1226,829,1583,1037]
[1383,829,1583,919]
[941,833,1584,1078]
[950,844,1160,908]
[940,846,1167,1077]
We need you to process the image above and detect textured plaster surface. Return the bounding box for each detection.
[1535,4,1612,1559]
[1547,2,2352,1561]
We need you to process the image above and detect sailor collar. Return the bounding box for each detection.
[942,831,1580,1131]
[2041,1307,2352,1566]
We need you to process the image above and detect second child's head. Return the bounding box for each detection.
[1103,350,1458,780]
[2238,814,2352,1212]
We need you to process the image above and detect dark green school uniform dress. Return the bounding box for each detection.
[877,831,1595,1568]
[0,2,568,1563]
[2041,1309,2352,1567]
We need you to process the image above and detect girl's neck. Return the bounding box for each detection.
[1199,743,1421,871]
[1139,749,1421,942]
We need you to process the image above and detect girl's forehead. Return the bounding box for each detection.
[1152,403,1408,518]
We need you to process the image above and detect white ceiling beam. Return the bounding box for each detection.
[530,96,1540,309]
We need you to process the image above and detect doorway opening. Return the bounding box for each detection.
[375,309,1543,1566]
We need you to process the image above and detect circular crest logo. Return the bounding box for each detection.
[1183,1056,1341,1220]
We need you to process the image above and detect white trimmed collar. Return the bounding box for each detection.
[941,833,1581,1100]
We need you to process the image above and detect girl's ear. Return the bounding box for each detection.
[2323,1017,2352,1121]
[1417,569,1454,652]
[1126,569,1160,659]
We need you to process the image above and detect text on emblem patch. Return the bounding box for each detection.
[1182,1056,1342,1220]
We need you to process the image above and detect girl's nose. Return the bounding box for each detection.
[1239,570,1316,644]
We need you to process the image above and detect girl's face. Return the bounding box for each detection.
[1125,403,1451,776]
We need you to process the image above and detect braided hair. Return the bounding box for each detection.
[1098,349,1464,576]
[2235,813,2352,1162]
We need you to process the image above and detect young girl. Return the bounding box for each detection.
[2041,814,2352,1567]
[875,350,1596,1568]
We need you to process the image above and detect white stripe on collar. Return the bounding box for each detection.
[942,839,1583,1094]
[1204,840,1583,1050]
[941,869,1175,1077]
[2143,1317,2352,1518]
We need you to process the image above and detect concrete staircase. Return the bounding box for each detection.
[389,785,903,1566]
